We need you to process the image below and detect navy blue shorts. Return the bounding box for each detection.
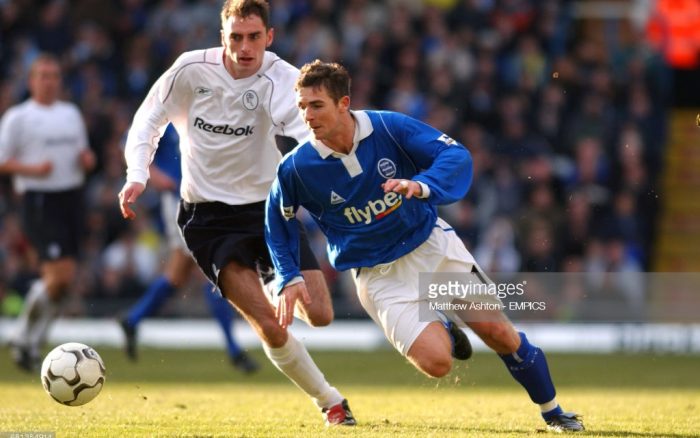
[177,200,320,286]
[21,188,84,261]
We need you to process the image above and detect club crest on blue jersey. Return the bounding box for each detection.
[377,158,397,179]
[243,90,259,110]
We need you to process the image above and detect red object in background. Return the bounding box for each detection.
[646,0,700,69]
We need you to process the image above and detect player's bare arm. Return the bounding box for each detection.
[148,165,177,192]
[0,157,53,177]
[79,149,96,172]
[118,181,145,220]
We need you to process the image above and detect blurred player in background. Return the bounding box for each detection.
[0,53,95,371]
[118,0,354,426]
[266,60,584,433]
[119,124,259,373]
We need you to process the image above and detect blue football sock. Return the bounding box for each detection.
[203,284,242,357]
[126,276,175,327]
[541,405,564,421]
[499,332,557,405]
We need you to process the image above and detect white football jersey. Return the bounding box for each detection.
[124,48,310,205]
[0,100,89,193]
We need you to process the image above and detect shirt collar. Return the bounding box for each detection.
[310,110,374,159]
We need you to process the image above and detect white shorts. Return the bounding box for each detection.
[161,191,187,251]
[352,218,501,356]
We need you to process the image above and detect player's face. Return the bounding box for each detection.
[28,60,61,105]
[221,14,273,79]
[297,85,350,144]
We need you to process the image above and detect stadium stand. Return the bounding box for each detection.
[0,0,692,324]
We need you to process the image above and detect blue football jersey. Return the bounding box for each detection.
[265,110,472,291]
[152,123,181,193]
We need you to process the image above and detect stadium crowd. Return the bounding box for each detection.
[0,0,669,320]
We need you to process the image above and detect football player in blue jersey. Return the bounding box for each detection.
[118,124,259,373]
[265,60,584,433]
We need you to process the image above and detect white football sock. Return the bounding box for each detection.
[12,280,49,350]
[263,333,343,410]
[27,292,61,353]
[540,399,559,413]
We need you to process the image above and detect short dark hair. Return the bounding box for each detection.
[296,60,351,103]
[29,53,61,76]
[220,0,270,29]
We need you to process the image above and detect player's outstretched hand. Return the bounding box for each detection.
[118,181,145,220]
[277,282,311,329]
[382,178,422,199]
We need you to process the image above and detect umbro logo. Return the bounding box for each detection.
[195,87,213,96]
[330,191,346,205]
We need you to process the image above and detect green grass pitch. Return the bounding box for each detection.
[1,347,699,437]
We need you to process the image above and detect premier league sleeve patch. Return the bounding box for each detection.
[437,133,456,145]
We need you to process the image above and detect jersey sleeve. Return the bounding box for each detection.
[383,112,473,205]
[124,54,190,185]
[268,64,310,144]
[0,108,20,163]
[264,159,303,293]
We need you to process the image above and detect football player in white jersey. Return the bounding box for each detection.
[0,53,96,371]
[118,0,354,426]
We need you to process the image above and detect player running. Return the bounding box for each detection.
[0,54,95,372]
[119,124,258,373]
[119,0,352,425]
[265,60,584,433]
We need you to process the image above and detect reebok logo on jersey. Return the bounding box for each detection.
[343,192,402,224]
[330,191,346,205]
[194,117,254,136]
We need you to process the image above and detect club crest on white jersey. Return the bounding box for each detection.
[243,90,259,110]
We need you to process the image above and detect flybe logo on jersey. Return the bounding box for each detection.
[343,192,402,225]
[194,117,254,136]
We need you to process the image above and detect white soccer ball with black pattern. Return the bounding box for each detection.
[40,342,106,406]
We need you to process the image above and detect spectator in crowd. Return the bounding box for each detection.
[0,0,670,321]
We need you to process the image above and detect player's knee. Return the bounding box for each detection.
[259,321,288,348]
[307,306,333,327]
[42,277,68,300]
[420,355,452,378]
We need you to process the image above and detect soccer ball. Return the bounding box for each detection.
[40,342,106,406]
